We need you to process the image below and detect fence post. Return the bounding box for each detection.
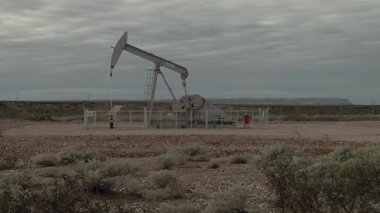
[205,111,208,129]
[175,111,178,129]
[84,110,87,129]
[144,107,147,129]
[372,104,375,115]
[258,108,260,124]
[94,111,97,126]
[190,110,193,129]
[221,112,224,128]
[129,111,132,129]
[251,111,254,127]
[160,111,163,129]
[236,111,239,124]
[113,112,117,128]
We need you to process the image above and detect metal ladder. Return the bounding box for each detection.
[144,69,154,102]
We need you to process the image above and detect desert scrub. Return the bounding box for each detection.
[156,152,186,170]
[160,203,201,213]
[74,161,137,194]
[0,172,39,213]
[33,153,60,167]
[258,144,316,211]
[38,167,72,178]
[0,155,17,171]
[157,146,211,170]
[177,146,211,162]
[80,201,131,213]
[0,170,131,212]
[0,135,17,171]
[230,154,250,164]
[147,171,185,200]
[98,162,136,178]
[0,142,17,170]
[205,186,250,213]
[321,147,380,213]
[208,161,220,169]
[74,162,115,194]
[38,174,85,212]
[59,144,105,165]
[122,177,144,197]
[79,169,116,194]
[259,144,380,212]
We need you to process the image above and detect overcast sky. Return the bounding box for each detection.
[0,0,379,104]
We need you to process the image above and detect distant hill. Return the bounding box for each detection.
[207,98,352,105]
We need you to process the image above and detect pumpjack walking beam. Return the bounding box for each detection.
[110,32,190,123]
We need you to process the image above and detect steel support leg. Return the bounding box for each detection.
[148,64,160,124]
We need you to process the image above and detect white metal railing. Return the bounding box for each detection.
[84,108,269,129]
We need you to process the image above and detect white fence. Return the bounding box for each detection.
[84,108,269,129]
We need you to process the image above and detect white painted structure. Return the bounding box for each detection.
[110,32,190,122]
[84,108,269,129]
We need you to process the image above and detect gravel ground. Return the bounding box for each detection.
[1,120,380,212]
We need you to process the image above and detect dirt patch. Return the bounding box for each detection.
[2,120,380,212]
[4,121,380,142]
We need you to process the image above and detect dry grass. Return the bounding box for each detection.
[205,186,250,213]
[160,203,201,213]
[177,146,211,162]
[37,167,71,178]
[208,160,220,169]
[59,145,105,165]
[156,153,186,170]
[147,171,185,200]
[156,146,211,170]
[98,162,136,178]
[230,154,250,164]
[33,153,60,167]
[0,139,17,171]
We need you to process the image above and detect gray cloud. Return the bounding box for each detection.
[1,0,380,103]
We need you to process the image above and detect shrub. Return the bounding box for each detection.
[156,153,186,170]
[123,178,144,198]
[230,155,249,164]
[0,139,17,171]
[81,201,131,213]
[98,162,135,178]
[208,161,220,169]
[0,170,131,212]
[73,161,140,195]
[75,166,115,194]
[33,153,60,167]
[38,167,71,178]
[59,145,105,165]
[157,146,211,170]
[147,171,185,200]
[259,144,380,212]
[79,160,104,171]
[0,155,17,171]
[38,174,85,213]
[38,173,131,213]
[205,186,250,213]
[322,148,380,212]
[178,147,211,162]
[259,143,306,209]
[160,203,201,213]
[0,172,38,213]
